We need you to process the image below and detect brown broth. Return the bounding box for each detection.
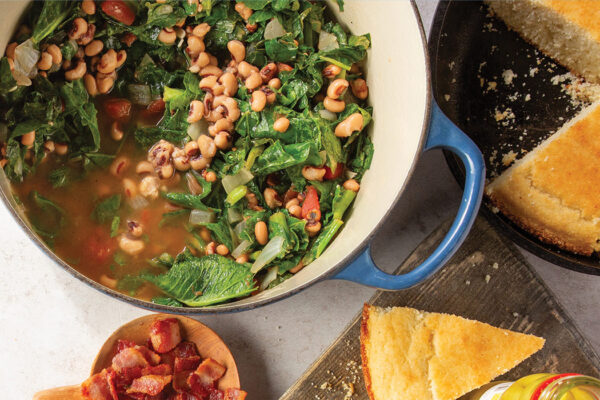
[11,97,193,301]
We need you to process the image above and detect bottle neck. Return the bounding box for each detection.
[538,375,600,400]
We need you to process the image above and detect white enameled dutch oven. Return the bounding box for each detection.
[0,1,485,313]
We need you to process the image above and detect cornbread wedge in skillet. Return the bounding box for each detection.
[487,102,600,256]
[360,305,544,400]
[486,0,600,83]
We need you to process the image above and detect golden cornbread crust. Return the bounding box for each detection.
[360,304,545,400]
[487,102,600,256]
[486,0,600,83]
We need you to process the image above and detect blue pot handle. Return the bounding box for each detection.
[332,101,485,289]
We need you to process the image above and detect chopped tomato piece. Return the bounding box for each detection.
[323,163,344,180]
[104,98,132,121]
[301,186,320,219]
[84,227,115,265]
[101,0,135,25]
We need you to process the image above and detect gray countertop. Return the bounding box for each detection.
[2,2,599,399]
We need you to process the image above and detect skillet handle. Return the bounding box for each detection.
[331,101,485,289]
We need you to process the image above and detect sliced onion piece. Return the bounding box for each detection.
[318,109,337,121]
[318,31,339,51]
[251,236,285,273]
[259,266,279,291]
[187,120,209,141]
[127,84,152,105]
[222,168,254,194]
[227,207,243,224]
[264,18,285,40]
[13,39,39,86]
[233,219,247,239]
[189,209,216,225]
[232,239,251,258]
[129,195,149,210]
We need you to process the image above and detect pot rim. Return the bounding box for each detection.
[0,0,433,314]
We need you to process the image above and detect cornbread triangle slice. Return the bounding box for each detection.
[486,0,600,83]
[360,305,544,400]
[487,101,600,255]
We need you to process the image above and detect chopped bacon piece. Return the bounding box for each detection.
[174,356,202,373]
[117,339,137,352]
[127,374,173,396]
[169,393,200,400]
[137,345,162,365]
[81,369,113,400]
[188,373,213,399]
[194,359,227,385]
[113,366,143,391]
[172,370,194,393]
[150,318,182,354]
[142,363,173,376]
[224,388,247,400]
[105,369,119,400]
[172,341,200,358]
[208,389,225,400]
[112,347,149,373]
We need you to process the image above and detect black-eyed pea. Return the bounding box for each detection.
[184,140,200,157]
[235,253,249,264]
[322,64,342,78]
[273,117,290,133]
[21,131,35,147]
[219,72,238,97]
[323,96,345,113]
[200,65,223,78]
[116,50,127,68]
[69,17,88,40]
[209,54,218,66]
[205,241,216,255]
[75,47,85,60]
[343,179,360,192]
[193,23,211,38]
[136,161,154,175]
[190,154,210,171]
[227,40,245,63]
[5,42,17,59]
[199,75,219,93]
[84,40,103,57]
[268,78,281,90]
[139,175,160,199]
[97,49,117,74]
[110,156,130,177]
[187,100,205,123]
[209,119,233,137]
[96,76,114,94]
[190,52,211,73]
[158,163,175,180]
[62,59,72,70]
[198,135,217,159]
[111,121,124,141]
[216,244,229,256]
[214,131,230,150]
[289,260,304,273]
[172,148,190,172]
[205,170,217,182]
[327,78,349,99]
[82,0,96,15]
[260,63,278,82]
[213,96,240,122]
[351,78,368,100]
[158,28,177,45]
[54,143,68,155]
[261,86,276,104]
[263,188,282,209]
[46,44,62,64]
[200,227,212,242]
[245,71,262,90]
[127,220,143,237]
[77,23,96,46]
[122,178,138,198]
[251,90,266,112]
[286,198,299,209]
[65,60,87,81]
[235,2,253,20]
[334,112,363,138]
[119,235,145,256]
[43,141,55,153]
[289,204,302,218]
[237,61,258,79]
[305,221,322,237]
[37,52,53,71]
[187,35,205,57]
[301,165,326,181]
[254,221,268,245]
[83,74,98,96]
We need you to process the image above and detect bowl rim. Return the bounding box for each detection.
[0,0,433,314]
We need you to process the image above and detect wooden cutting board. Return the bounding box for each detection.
[280,217,600,400]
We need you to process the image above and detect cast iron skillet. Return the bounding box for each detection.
[429,0,600,275]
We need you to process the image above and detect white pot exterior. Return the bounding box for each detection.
[0,0,430,312]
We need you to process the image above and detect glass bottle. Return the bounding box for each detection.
[468,373,600,400]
